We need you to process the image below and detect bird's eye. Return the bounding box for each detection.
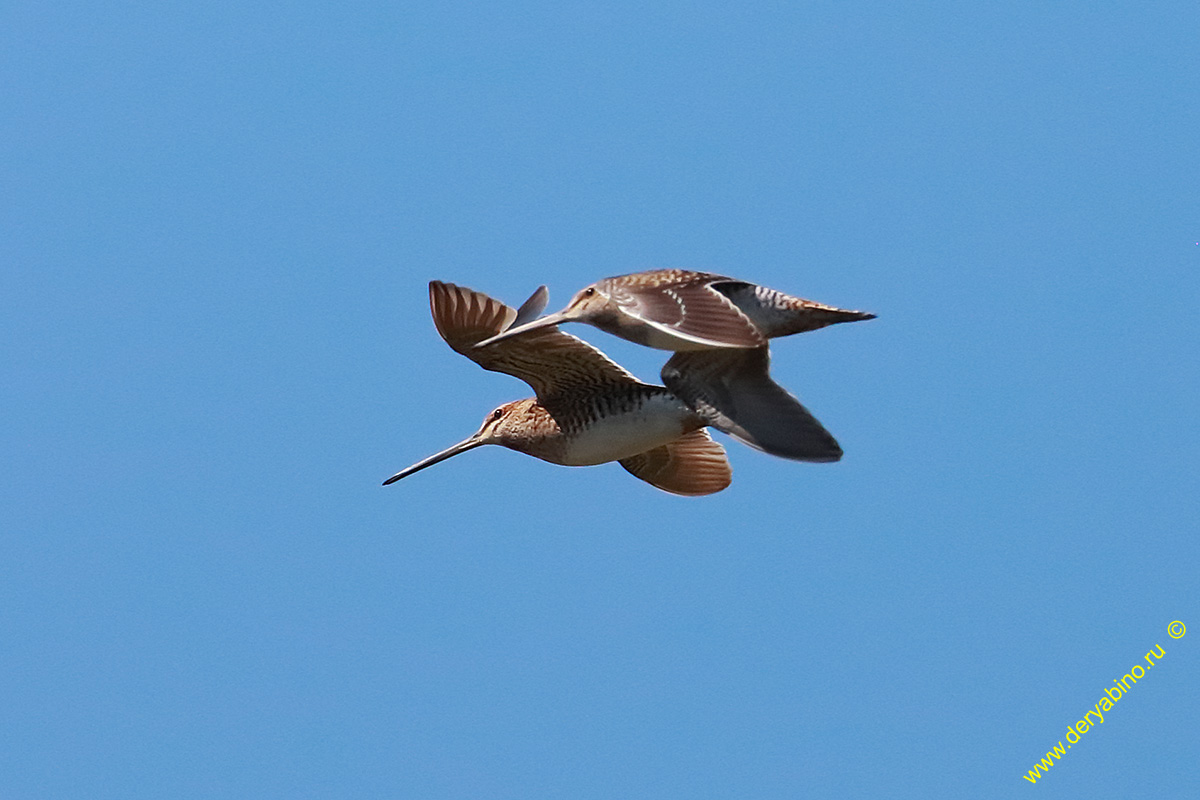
[491,408,503,421]
[584,287,595,297]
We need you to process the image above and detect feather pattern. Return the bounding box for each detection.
[607,273,766,348]
[619,429,732,496]
[430,281,642,404]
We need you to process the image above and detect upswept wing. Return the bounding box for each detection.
[429,281,642,402]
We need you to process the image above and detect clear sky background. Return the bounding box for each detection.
[3,2,1198,797]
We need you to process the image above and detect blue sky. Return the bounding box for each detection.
[3,1,1198,797]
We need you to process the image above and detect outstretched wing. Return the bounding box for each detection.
[608,270,766,348]
[429,281,643,402]
[662,348,843,462]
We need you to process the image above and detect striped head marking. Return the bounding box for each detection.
[560,282,617,322]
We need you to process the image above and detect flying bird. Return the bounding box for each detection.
[473,269,875,351]
[383,281,849,495]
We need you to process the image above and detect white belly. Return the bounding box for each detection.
[560,395,695,466]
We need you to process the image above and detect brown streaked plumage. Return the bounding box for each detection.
[382,281,733,496]
[473,268,876,351]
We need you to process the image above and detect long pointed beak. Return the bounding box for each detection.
[472,310,573,349]
[382,436,485,485]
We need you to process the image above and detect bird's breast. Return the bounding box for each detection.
[552,392,698,466]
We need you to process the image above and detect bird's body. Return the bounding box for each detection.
[463,391,704,468]
[538,390,703,466]
[474,269,876,351]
